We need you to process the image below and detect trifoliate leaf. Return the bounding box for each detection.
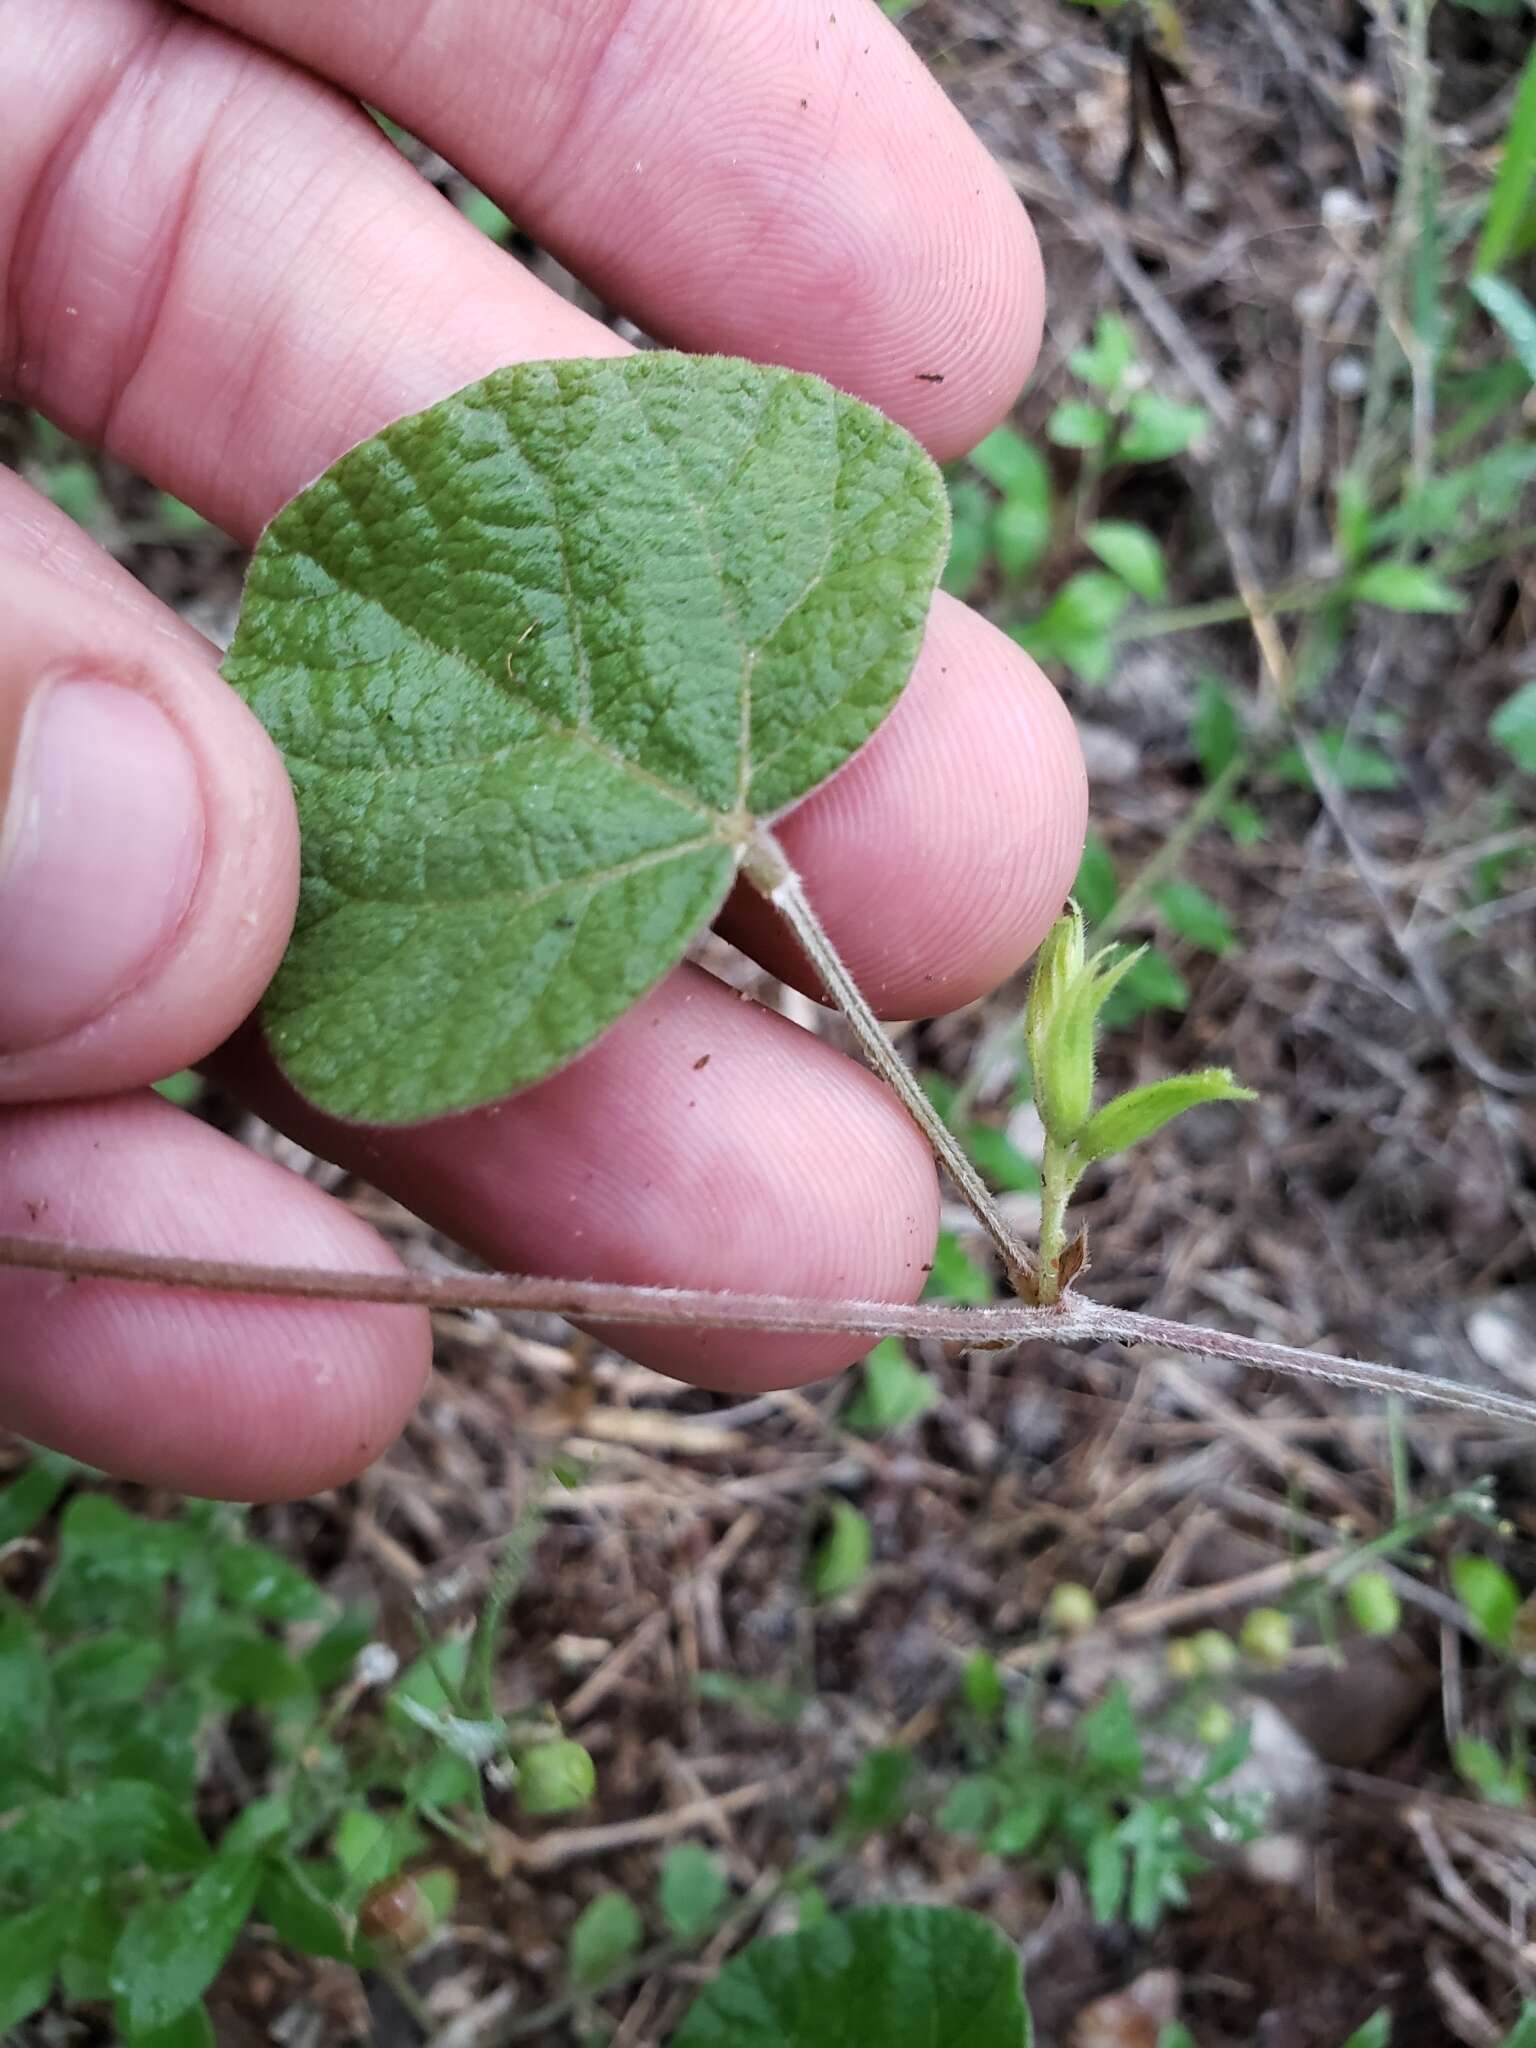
[1075,1069,1256,1164]
[225,354,947,1122]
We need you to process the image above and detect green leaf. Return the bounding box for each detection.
[970,425,1048,501]
[1334,472,1373,568]
[1114,392,1208,463]
[1069,314,1137,397]
[670,1905,1031,2048]
[1074,835,1118,924]
[42,457,105,530]
[568,1891,643,1989]
[1491,678,1536,771]
[125,2000,218,2048]
[1220,799,1266,846]
[1086,1831,1128,1924]
[57,1493,196,1580]
[0,1900,67,2030]
[1154,880,1236,955]
[60,1892,124,2001]
[942,478,992,598]
[1018,570,1131,686]
[1046,400,1110,450]
[1350,562,1465,613]
[1272,731,1402,793]
[224,354,947,1122]
[972,430,1051,581]
[1451,1555,1522,1650]
[0,1603,49,1761]
[1337,2012,1392,2048]
[962,1650,1005,1719]
[843,1339,938,1436]
[1470,274,1536,381]
[843,1747,913,1833]
[459,188,513,240]
[1078,1682,1142,1779]
[0,1451,76,1545]
[964,1124,1041,1193]
[1190,675,1241,783]
[1076,1069,1256,1164]
[807,1500,872,1601]
[923,1230,994,1304]
[111,1853,261,2034]
[387,1631,471,1728]
[332,1807,424,1889]
[215,1540,328,1622]
[259,1861,355,1962]
[993,493,1052,582]
[1475,38,1536,277]
[1085,521,1166,602]
[1453,1733,1525,1805]
[1097,945,1188,1026]
[938,1775,998,1836]
[54,1634,165,1707]
[1497,2002,1536,2048]
[659,1843,728,1940]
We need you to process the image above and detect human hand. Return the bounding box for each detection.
[0,0,1085,1500]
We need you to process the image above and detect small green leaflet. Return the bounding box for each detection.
[225,354,948,1122]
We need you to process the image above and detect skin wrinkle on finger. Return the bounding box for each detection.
[178,0,1044,458]
[0,499,299,1101]
[0,1095,431,1498]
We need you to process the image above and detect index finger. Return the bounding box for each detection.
[179,0,1043,460]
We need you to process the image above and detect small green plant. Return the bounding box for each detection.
[934,1678,1261,1933]
[0,1460,590,2040]
[1448,1553,1533,1807]
[1023,899,1254,1301]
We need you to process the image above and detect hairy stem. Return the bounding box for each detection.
[740,827,1037,1292]
[1035,1135,1077,1307]
[4,1234,1533,1428]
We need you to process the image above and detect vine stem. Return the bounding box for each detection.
[3,1233,1533,1428]
[740,827,1038,1294]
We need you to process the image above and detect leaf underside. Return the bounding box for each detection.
[223,353,947,1123]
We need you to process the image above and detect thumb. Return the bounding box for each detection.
[0,496,298,1104]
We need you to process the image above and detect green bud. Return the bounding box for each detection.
[1345,1570,1402,1639]
[1075,1068,1257,1166]
[515,1737,597,1816]
[1024,902,1086,1077]
[1165,1638,1201,1681]
[1194,1702,1236,1746]
[1037,969,1098,1140]
[1240,1607,1295,1668]
[1046,1582,1098,1635]
[1190,1629,1239,1676]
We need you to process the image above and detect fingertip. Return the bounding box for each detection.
[0,1094,431,1499]
[724,594,1087,1017]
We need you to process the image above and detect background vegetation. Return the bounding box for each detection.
[3,1,1535,2042]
